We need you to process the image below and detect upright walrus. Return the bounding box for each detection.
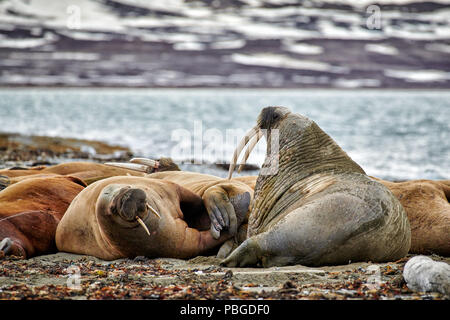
[222,106,411,267]
[55,173,253,260]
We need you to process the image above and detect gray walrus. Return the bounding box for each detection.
[221,106,411,267]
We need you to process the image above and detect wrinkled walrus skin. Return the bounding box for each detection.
[227,176,450,257]
[222,106,411,267]
[56,174,252,260]
[0,176,86,258]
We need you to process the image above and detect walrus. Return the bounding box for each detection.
[0,158,179,189]
[374,178,450,256]
[0,176,86,258]
[221,106,411,267]
[107,160,450,257]
[55,172,253,260]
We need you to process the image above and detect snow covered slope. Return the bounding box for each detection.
[0,0,449,88]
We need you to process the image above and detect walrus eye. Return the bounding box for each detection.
[272,113,279,121]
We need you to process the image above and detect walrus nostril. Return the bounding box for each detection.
[115,188,147,221]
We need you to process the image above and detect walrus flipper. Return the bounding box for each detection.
[203,186,236,239]
[0,238,12,257]
[203,185,251,240]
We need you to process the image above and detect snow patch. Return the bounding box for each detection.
[384,69,450,82]
[283,40,324,55]
[0,32,57,48]
[173,42,206,51]
[230,53,348,73]
[365,43,399,55]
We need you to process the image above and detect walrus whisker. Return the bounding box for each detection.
[104,162,153,173]
[130,158,160,169]
[238,129,263,173]
[146,203,161,219]
[136,216,151,236]
[227,126,259,180]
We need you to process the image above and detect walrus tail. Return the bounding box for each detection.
[0,175,10,191]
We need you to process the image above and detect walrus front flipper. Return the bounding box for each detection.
[203,184,251,240]
[203,186,236,239]
[0,237,24,259]
[0,175,10,190]
[0,238,12,257]
[0,237,27,259]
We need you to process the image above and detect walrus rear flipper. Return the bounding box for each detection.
[0,175,10,190]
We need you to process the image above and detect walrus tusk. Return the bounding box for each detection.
[237,129,264,173]
[104,162,154,173]
[130,158,160,169]
[227,126,260,179]
[136,216,151,236]
[146,203,161,219]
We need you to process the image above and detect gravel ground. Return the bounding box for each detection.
[1,253,449,300]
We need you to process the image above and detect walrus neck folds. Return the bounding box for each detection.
[250,118,366,235]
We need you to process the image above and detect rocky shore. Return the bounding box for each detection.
[0,132,134,167]
[0,253,449,300]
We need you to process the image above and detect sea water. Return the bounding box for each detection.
[0,88,448,181]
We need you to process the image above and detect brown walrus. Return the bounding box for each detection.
[221,106,411,267]
[374,178,450,256]
[55,172,253,260]
[0,158,179,189]
[0,176,86,258]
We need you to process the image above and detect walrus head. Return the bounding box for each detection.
[228,106,366,235]
[96,184,162,249]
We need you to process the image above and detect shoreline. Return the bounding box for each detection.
[1,86,450,92]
